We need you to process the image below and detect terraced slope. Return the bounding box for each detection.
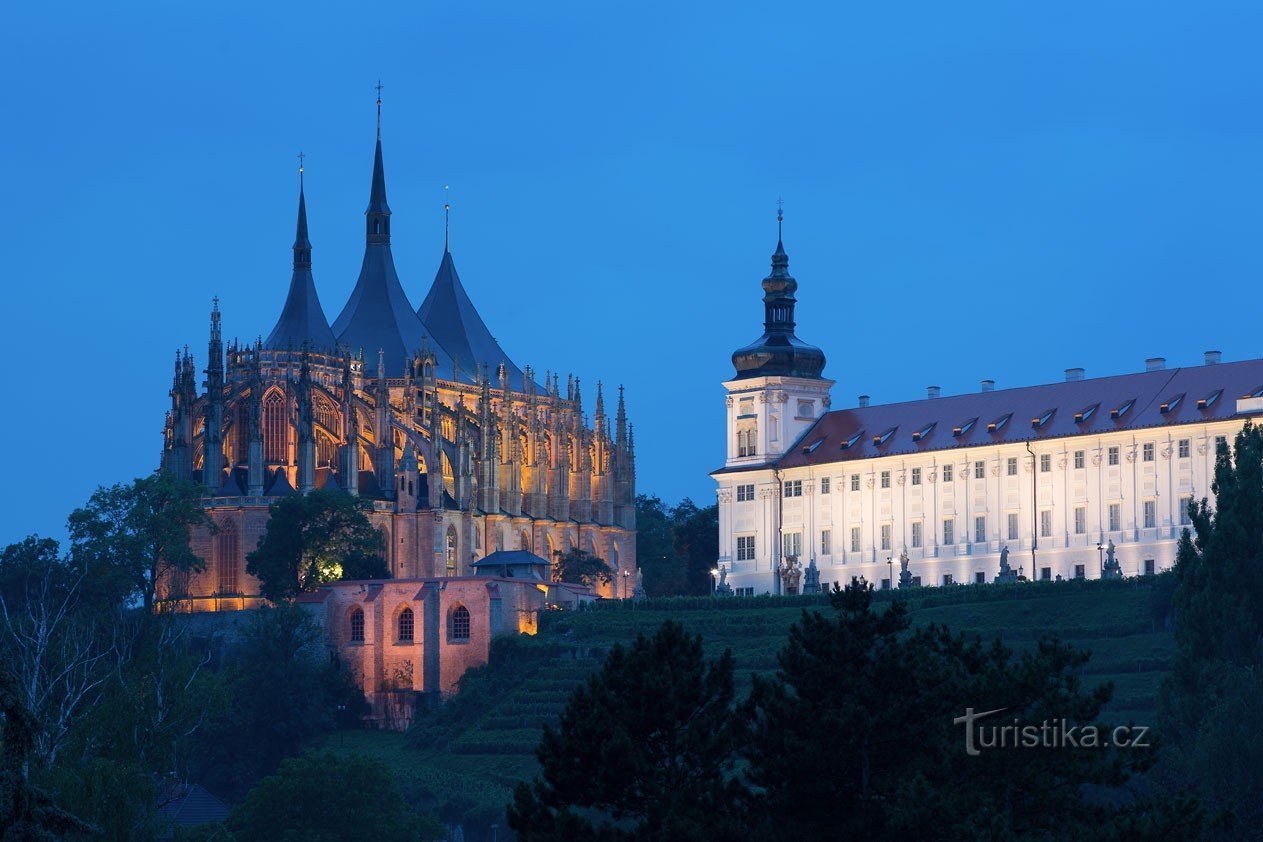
[327,577,1171,827]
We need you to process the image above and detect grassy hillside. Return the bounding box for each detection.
[322,577,1171,830]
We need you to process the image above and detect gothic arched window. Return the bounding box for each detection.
[349,607,365,642]
[397,607,414,643]
[449,605,470,642]
[216,522,239,595]
[520,530,531,552]
[445,526,458,576]
[264,391,287,463]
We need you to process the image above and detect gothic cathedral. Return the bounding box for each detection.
[160,107,637,609]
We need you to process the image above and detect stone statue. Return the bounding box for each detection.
[714,564,733,597]
[779,555,803,595]
[995,545,1019,584]
[1101,539,1123,580]
[803,559,821,594]
[897,549,914,589]
[632,568,646,599]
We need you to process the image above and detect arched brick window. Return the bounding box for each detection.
[216,522,239,594]
[449,605,470,642]
[349,607,365,642]
[398,606,414,642]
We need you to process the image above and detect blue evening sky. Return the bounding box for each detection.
[2,2,1261,545]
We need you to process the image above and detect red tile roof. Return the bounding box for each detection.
[749,358,1263,472]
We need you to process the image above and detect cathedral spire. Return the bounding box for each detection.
[616,384,627,449]
[366,83,391,243]
[293,155,311,270]
[265,163,335,351]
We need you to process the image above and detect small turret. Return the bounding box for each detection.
[296,348,315,493]
[247,341,265,495]
[203,299,226,489]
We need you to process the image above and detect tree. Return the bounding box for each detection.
[1158,422,1263,831]
[509,621,748,840]
[0,653,97,840]
[672,503,718,595]
[552,548,612,589]
[190,603,366,800]
[246,489,387,602]
[633,495,685,596]
[225,753,442,841]
[0,537,120,766]
[67,471,214,612]
[743,581,1187,839]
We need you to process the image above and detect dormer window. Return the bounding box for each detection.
[1074,403,1099,423]
[987,413,1012,433]
[841,431,864,450]
[1110,399,1135,420]
[912,422,936,442]
[803,438,825,454]
[873,427,897,447]
[953,418,977,437]
[1031,408,1055,429]
[1198,389,1222,410]
[1159,393,1185,414]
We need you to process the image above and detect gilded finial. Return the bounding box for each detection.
[776,197,784,240]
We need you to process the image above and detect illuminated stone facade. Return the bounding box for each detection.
[159,109,636,610]
[714,214,1263,595]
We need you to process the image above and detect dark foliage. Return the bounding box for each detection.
[246,489,387,601]
[509,621,748,840]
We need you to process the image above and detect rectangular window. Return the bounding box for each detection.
[736,535,756,561]
[943,574,954,586]
[1179,497,1192,526]
[912,575,922,587]
[911,521,923,548]
[1143,500,1156,529]
[880,578,891,590]
[1006,457,1019,476]
[911,467,921,486]
[1074,564,1085,579]
[1178,439,1190,459]
[820,477,831,495]
[851,474,861,492]
[1143,443,1155,462]
[1040,454,1051,473]
[850,526,861,553]
[821,529,831,555]
[977,461,987,479]
[1007,513,1019,541]
[736,484,754,502]
[943,519,955,545]
[1074,506,1086,535]
[974,515,986,544]
[1109,503,1121,532]
[880,524,892,551]
[1040,567,1052,581]
[880,470,891,489]
[1074,450,1085,470]
[737,425,757,457]
[974,571,986,584]
[1215,435,1227,452]
[1144,559,1156,575]
[1108,446,1120,466]
[942,463,954,483]
[783,480,803,498]
[1040,510,1052,538]
[782,532,802,558]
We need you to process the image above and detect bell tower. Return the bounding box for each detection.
[724,205,832,467]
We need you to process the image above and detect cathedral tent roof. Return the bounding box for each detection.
[330,136,455,378]
[265,181,337,351]
[417,250,523,388]
[752,357,1263,472]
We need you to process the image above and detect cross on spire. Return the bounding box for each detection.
[776,197,784,241]
[297,151,305,189]
[444,184,451,252]
[375,79,384,138]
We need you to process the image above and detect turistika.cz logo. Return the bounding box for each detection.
[953,707,1151,757]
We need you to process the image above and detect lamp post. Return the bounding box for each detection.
[622,568,630,599]
[1097,542,1104,575]
[710,567,719,596]
[886,556,893,591]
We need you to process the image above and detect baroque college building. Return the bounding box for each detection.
[713,210,1263,596]
[160,106,637,612]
